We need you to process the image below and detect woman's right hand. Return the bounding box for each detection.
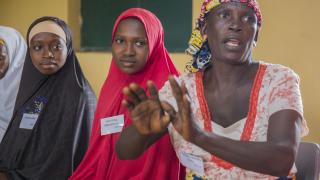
[122,81,171,135]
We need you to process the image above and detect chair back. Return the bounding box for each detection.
[295,142,320,180]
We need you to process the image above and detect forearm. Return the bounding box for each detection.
[193,132,297,177]
[116,125,166,160]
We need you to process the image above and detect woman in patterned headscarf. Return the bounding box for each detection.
[0,16,96,180]
[119,0,309,179]
[0,26,27,143]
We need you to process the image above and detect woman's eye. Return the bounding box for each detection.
[243,16,250,22]
[242,15,256,24]
[115,39,123,44]
[53,43,63,50]
[33,45,41,51]
[135,41,146,47]
[218,11,230,19]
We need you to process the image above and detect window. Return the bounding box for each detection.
[81,0,192,52]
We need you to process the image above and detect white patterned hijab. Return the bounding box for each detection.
[0,25,27,142]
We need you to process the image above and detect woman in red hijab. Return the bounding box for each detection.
[69,8,184,180]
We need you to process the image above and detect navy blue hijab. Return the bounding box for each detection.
[0,16,96,180]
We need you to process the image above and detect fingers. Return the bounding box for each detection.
[161,101,176,122]
[168,75,184,102]
[162,100,184,132]
[130,103,151,135]
[181,94,191,126]
[129,100,165,134]
[122,83,147,105]
[130,100,171,134]
[160,101,175,127]
[149,110,171,133]
[166,77,193,137]
[123,86,140,105]
[129,83,148,101]
[161,114,171,128]
[122,99,134,111]
[168,76,190,115]
[121,80,172,135]
[130,101,152,119]
[150,110,162,133]
[181,81,189,96]
[180,81,191,116]
[147,100,172,133]
[122,81,159,106]
[147,81,160,101]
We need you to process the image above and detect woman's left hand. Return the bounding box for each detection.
[162,75,202,143]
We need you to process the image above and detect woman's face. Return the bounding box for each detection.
[203,2,259,64]
[29,32,67,75]
[0,43,9,79]
[112,18,149,74]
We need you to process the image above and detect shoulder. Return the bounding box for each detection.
[260,61,300,84]
[161,73,196,88]
[263,62,299,77]
[159,73,196,98]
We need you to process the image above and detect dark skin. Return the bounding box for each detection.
[112,18,149,74]
[29,32,67,75]
[117,2,301,177]
[202,2,260,127]
[0,43,9,79]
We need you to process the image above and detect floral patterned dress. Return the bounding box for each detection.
[159,62,308,180]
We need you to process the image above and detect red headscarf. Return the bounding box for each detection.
[69,8,183,180]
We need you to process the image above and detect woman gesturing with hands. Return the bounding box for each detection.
[117,1,308,179]
[122,76,200,143]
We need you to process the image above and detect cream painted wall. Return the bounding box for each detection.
[1,0,319,143]
[252,1,320,143]
[0,0,68,37]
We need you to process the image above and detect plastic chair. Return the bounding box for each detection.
[295,142,320,180]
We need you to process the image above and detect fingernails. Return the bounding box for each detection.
[129,83,136,89]
[122,87,128,93]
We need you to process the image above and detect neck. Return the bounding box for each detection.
[204,58,256,90]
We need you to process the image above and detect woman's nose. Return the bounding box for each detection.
[228,18,242,33]
[43,47,54,58]
[124,43,135,56]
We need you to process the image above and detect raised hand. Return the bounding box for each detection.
[122,81,170,135]
[162,75,202,143]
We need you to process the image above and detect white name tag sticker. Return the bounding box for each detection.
[19,113,39,130]
[179,151,205,176]
[101,114,124,135]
